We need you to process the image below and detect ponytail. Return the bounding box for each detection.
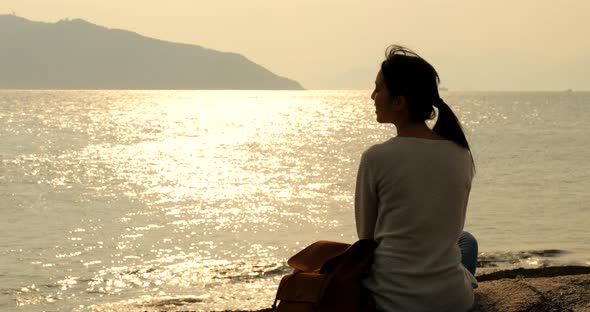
[433,98,475,171]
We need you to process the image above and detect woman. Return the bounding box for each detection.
[355,45,478,311]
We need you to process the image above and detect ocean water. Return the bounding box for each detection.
[0,90,588,311]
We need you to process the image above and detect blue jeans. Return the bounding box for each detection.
[459,231,478,275]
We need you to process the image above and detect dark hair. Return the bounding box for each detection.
[380,45,474,169]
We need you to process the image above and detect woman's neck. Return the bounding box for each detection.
[395,122,443,140]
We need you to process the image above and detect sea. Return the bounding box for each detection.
[1,90,589,311]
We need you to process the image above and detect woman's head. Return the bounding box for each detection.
[373,45,474,164]
[379,45,440,123]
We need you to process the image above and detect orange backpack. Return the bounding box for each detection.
[273,239,377,312]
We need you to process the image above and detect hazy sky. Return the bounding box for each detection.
[2,0,589,90]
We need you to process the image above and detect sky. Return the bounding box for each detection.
[1,0,589,90]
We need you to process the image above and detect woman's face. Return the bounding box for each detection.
[371,70,396,123]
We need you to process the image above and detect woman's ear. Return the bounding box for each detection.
[392,96,408,112]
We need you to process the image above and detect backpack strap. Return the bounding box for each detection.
[272,272,295,311]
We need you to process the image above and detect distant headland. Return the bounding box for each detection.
[0,15,303,90]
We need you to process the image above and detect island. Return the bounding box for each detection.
[0,15,303,90]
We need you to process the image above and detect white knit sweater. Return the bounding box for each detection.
[355,137,477,312]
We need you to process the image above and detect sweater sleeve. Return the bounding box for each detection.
[355,151,378,240]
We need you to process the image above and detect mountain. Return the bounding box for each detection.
[0,15,303,90]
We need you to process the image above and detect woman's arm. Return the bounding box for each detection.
[355,152,378,240]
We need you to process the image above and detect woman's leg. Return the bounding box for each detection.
[458,231,478,275]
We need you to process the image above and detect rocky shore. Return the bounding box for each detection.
[472,266,590,311]
[229,266,590,312]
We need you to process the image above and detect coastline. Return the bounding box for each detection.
[223,266,590,312]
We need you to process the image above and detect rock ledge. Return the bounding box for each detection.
[230,266,590,312]
[473,266,590,312]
